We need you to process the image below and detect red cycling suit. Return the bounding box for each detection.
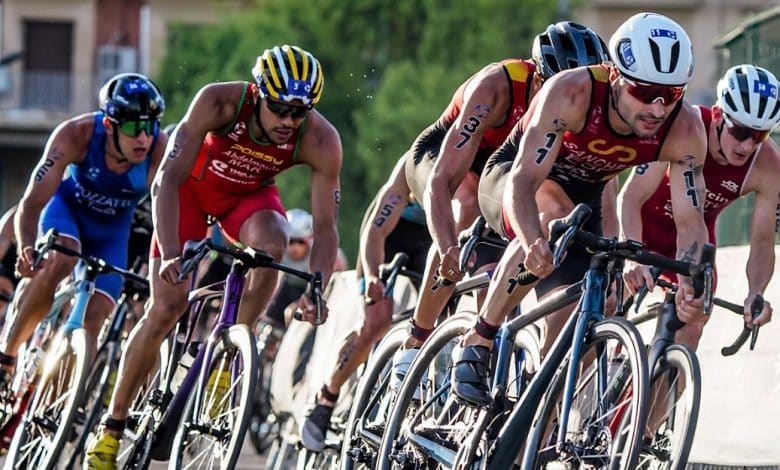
[151,82,303,257]
[501,64,680,239]
[640,105,755,281]
[439,59,536,172]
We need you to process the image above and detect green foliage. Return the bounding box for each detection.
[155,0,558,263]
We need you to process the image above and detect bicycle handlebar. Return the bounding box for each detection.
[434,216,509,288]
[367,252,423,305]
[34,229,149,288]
[177,238,325,325]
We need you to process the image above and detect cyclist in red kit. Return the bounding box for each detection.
[85,45,342,468]
[450,13,709,407]
[620,64,780,349]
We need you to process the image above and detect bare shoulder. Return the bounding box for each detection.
[660,101,706,164]
[752,139,780,190]
[189,81,248,125]
[53,112,99,153]
[531,68,593,130]
[299,110,343,166]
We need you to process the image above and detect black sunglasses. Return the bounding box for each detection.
[265,99,312,120]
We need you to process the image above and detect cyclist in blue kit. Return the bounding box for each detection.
[0,74,166,397]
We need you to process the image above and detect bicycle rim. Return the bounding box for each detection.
[5,329,91,470]
[635,344,700,470]
[377,312,477,470]
[522,318,649,470]
[169,324,258,470]
[340,324,406,470]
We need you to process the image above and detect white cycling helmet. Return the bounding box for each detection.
[286,208,313,239]
[717,65,780,130]
[609,12,694,86]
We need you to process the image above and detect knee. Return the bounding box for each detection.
[143,298,187,340]
[676,323,704,349]
[40,256,76,283]
[361,305,393,341]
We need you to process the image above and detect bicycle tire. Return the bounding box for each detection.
[376,311,476,470]
[634,343,700,470]
[340,324,407,470]
[168,324,258,470]
[520,318,649,470]
[5,328,91,470]
[62,341,118,468]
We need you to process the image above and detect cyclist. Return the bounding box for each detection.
[300,155,431,451]
[619,64,780,349]
[85,45,342,468]
[0,74,165,400]
[394,21,610,390]
[450,12,710,407]
[0,206,17,315]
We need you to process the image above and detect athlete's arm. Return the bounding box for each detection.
[660,104,708,321]
[601,178,619,238]
[15,117,91,264]
[145,130,169,188]
[506,70,589,250]
[299,113,343,290]
[360,158,411,300]
[618,162,668,241]
[743,142,780,325]
[426,65,509,255]
[152,82,240,261]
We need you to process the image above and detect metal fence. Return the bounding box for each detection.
[713,5,780,246]
[0,68,96,115]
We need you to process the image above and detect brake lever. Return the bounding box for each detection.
[749,294,764,351]
[552,225,577,269]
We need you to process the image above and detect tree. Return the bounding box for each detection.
[156,0,559,263]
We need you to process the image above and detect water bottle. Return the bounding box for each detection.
[170,341,202,393]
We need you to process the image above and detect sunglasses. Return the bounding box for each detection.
[289,238,308,246]
[266,99,312,120]
[721,113,771,143]
[622,77,686,105]
[118,119,159,137]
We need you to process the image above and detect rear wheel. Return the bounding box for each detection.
[5,329,91,470]
[169,325,258,470]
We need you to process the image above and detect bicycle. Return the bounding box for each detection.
[616,270,764,469]
[340,219,525,470]
[3,229,147,470]
[377,204,715,470]
[112,237,322,470]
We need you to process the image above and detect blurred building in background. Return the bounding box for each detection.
[0,0,241,208]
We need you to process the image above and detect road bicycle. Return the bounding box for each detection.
[377,204,715,470]
[3,229,147,470]
[116,238,323,470]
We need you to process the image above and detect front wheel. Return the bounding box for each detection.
[5,328,91,470]
[635,344,700,470]
[168,324,258,470]
[521,318,649,470]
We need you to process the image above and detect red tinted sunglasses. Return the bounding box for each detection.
[721,113,772,143]
[622,77,686,105]
[266,99,311,120]
[289,238,308,245]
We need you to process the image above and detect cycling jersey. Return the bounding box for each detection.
[151,82,301,257]
[641,105,756,277]
[548,65,681,185]
[40,113,154,301]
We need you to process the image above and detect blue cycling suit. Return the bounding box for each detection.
[39,112,153,301]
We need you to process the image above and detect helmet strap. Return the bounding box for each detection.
[252,97,273,142]
[109,122,130,164]
[609,82,634,132]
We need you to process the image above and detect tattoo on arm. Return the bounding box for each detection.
[682,169,701,208]
[334,189,341,218]
[535,132,558,165]
[373,193,403,228]
[455,116,482,149]
[775,193,780,233]
[34,148,65,182]
[679,241,699,263]
[677,154,696,169]
[166,135,183,160]
[552,119,568,132]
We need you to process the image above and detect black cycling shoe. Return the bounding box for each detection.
[451,344,492,407]
[299,402,334,452]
